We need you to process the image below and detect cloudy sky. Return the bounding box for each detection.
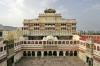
[0,0,100,31]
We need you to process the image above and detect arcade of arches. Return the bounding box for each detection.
[23,51,77,57]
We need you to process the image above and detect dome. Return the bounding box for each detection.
[42,35,58,41]
[44,8,56,13]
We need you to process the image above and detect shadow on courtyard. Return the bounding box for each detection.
[15,56,88,66]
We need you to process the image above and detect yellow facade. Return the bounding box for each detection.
[22,8,76,37]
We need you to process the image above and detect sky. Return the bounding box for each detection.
[0,0,100,31]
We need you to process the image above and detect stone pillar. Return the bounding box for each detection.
[41,51,44,57]
[57,51,59,57]
[47,51,49,56]
[72,51,74,56]
[63,51,66,56]
[26,51,28,56]
[35,51,37,57]
[30,51,32,56]
[68,51,69,56]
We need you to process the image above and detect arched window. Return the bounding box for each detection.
[74,41,76,44]
[94,45,96,50]
[58,41,61,44]
[43,41,46,44]
[0,47,3,52]
[70,41,73,44]
[66,41,69,44]
[4,46,6,50]
[28,41,30,44]
[39,41,42,44]
[23,51,27,56]
[0,47,1,52]
[28,51,31,56]
[35,41,38,44]
[24,41,26,44]
[54,41,57,44]
[62,41,65,44]
[97,46,99,51]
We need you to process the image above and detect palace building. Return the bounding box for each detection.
[22,8,76,39]
[21,8,78,57]
[0,8,100,66]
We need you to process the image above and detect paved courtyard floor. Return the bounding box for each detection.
[15,56,88,66]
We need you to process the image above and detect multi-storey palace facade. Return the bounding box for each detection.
[0,8,100,66]
[22,8,76,38]
[22,8,78,57]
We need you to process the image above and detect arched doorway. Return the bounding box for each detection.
[23,51,27,56]
[48,51,52,56]
[86,56,89,63]
[89,58,93,66]
[32,51,35,56]
[86,56,93,66]
[70,51,73,56]
[44,51,48,56]
[59,51,63,56]
[7,56,14,66]
[53,51,57,56]
[65,51,69,56]
[28,51,31,56]
[37,51,41,56]
[74,51,77,56]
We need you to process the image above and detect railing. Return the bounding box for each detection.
[20,40,79,45]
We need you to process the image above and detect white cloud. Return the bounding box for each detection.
[0,0,58,26]
[92,4,100,10]
[0,0,69,27]
[0,0,7,7]
[56,5,69,18]
[0,0,25,26]
[22,0,58,18]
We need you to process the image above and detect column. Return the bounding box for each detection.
[72,51,74,56]
[35,51,37,57]
[26,51,28,56]
[47,51,49,56]
[68,51,69,56]
[57,51,59,57]
[63,51,66,56]
[31,51,32,56]
[41,51,44,57]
